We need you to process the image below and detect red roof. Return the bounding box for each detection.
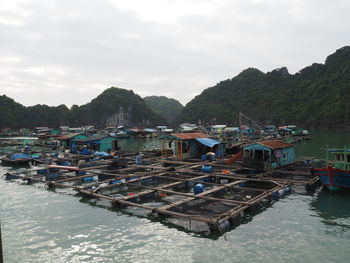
[258,140,292,149]
[172,132,208,140]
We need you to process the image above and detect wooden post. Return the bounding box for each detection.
[0,222,3,263]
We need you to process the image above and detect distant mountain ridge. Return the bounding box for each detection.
[0,87,164,129]
[181,46,350,127]
[143,96,183,125]
[1,46,349,129]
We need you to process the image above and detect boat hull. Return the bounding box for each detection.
[0,159,31,166]
[313,167,350,192]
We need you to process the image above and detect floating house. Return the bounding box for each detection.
[264,125,276,134]
[59,126,70,134]
[223,127,240,139]
[34,127,50,134]
[156,126,167,131]
[72,134,119,152]
[163,132,223,160]
[240,125,253,136]
[179,123,198,132]
[68,127,84,133]
[126,128,143,138]
[242,140,295,170]
[50,129,61,136]
[56,133,87,148]
[143,128,157,138]
[210,125,227,138]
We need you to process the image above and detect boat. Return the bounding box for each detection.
[0,153,32,166]
[312,148,350,192]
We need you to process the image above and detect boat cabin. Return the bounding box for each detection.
[326,149,350,170]
[242,140,295,170]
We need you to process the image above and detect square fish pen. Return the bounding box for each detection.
[78,170,289,234]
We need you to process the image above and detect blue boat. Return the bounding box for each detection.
[312,148,350,192]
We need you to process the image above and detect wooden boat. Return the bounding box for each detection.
[312,148,350,192]
[0,153,32,166]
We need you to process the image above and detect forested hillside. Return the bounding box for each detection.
[143,96,183,125]
[1,47,349,129]
[181,46,350,127]
[0,87,164,128]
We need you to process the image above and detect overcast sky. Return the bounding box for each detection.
[0,0,349,107]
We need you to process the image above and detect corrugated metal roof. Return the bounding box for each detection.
[56,133,82,140]
[258,140,292,149]
[171,132,208,140]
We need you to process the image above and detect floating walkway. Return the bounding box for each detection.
[2,153,320,234]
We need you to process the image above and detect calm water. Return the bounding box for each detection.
[1,130,350,263]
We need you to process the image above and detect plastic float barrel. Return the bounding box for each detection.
[82,176,93,182]
[37,169,48,175]
[272,191,279,200]
[208,154,216,161]
[278,189,286,198]
[75,170,87,176]
[201,165,212,173]
[201,154,208,161]
[193,183,204,194]
[46,174,60,180]
[135,155,142,165]
[220,178,228,184]
[109,180,121,185]
[218,219,230,232]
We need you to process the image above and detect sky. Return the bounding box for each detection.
[0,0,349,107]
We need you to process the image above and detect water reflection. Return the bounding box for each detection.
[310,188,350,237]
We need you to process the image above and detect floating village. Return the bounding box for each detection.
[1,115,349,235]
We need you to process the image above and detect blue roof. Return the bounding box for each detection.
[195,138,221,148]
[11,153,30,160]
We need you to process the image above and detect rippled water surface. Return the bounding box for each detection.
[1,130,350,262]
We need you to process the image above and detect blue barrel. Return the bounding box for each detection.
[75,170,87,176]
[109,180,121,185]
[208,154,216,161]
[201,165,212,173]
[136,155,142,165]
[201,155,208,161]
[272,191,279,200]
[194,183,204,194]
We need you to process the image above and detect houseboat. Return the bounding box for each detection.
[312,148,350,192]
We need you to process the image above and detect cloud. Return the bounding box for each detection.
[0,0,349,107]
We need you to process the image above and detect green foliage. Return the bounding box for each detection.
[0,87,164,129]
[143,96,183,125]
[181,47,350,127]
[0,95,27,128]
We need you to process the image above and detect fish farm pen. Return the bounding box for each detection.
[2,152,320,235]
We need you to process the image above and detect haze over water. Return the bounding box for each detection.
[1,129,350,263]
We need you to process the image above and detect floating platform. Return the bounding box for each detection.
[2,152,320,235]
